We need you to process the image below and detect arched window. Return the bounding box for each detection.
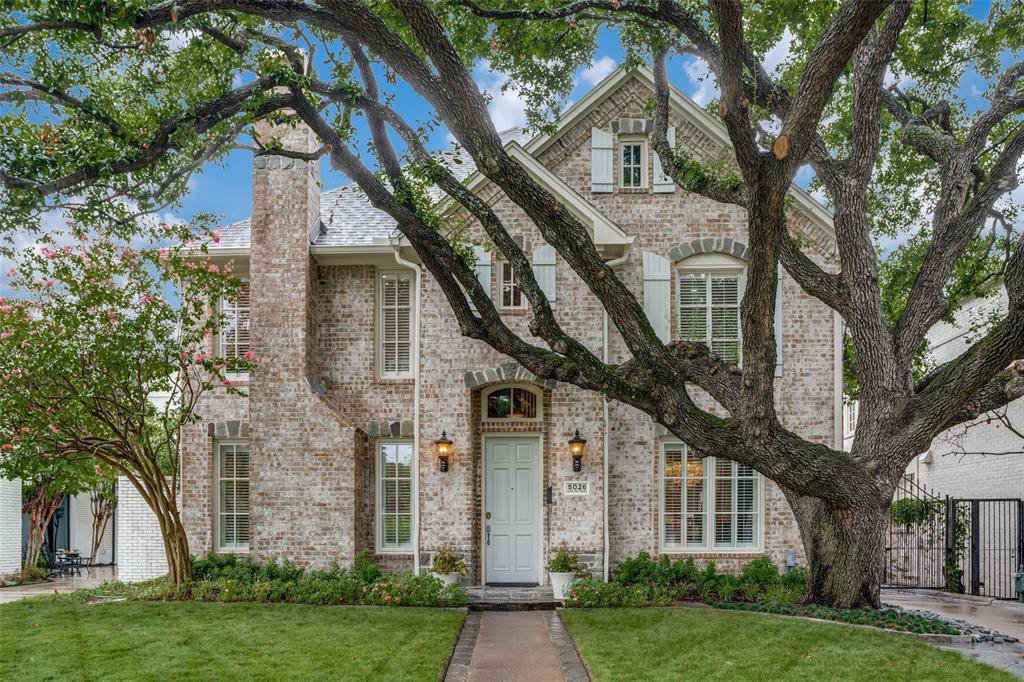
[483,385,541,421]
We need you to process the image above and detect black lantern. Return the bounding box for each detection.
[568,429,587,472]
[435,430,453,472]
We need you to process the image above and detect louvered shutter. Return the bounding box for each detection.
[642,252,671,343]
[381,272,413,376]
[469,245,491,312]
[591,127,614,193]
[774,267,784,377]
[710,273,741,364]
[220,281,250,360]
[652,127,676,193]
[532,244,556,307]
[218,443,250,550]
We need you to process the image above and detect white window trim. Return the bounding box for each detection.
[215,440,250,554]
[658,441,764,553]
[498,260,527,310]
[676,253,746,365]
[376,269,416,379]
[218,278,250,380]
[375,439,416,554]
[844,401,858,436]
[618,135,648,189]
[480,383,543,422]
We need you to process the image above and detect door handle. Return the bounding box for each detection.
[486,525,491,546]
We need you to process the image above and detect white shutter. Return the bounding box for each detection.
[532,244,556,307]
[380,272,413,376]
[642,251,671,344]
[774,267,783,377]
[652,126,676,193]
[469,245,491,312]
[591,127,614,193]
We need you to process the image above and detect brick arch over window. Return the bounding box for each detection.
[463,361,558,390]
[668,237,750,263]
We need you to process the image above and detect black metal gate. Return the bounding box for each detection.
[884,477,947,590]
[949,498,1023,600]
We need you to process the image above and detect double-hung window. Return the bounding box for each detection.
[661,442,759,551]
[217,442,250,552]
[378,441,414,552]
[620,138,646,188]
[678,264,742,364]
[378,271,414,378]
[219,280,250,367]
[499,261,525,310]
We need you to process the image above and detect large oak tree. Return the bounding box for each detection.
[1,0,1022,607]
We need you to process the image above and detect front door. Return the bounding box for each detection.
[484,437,541,584]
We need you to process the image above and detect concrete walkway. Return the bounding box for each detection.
[882,589,1024,642]
[0,565,116,604]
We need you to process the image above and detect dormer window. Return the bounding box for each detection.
[620,137,647,188]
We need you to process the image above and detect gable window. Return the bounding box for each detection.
[219,280,250,367]
[217,442,250,552]
[499,261,525,309]
[483,385,540,420]
[378,441,414,552]
[620,138,646,188]
[378,271,414,377]
[678,260,743,364]
[661,442,759,551]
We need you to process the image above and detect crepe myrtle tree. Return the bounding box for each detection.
[0,224,254,584]
[88,467,118,566]
[1,1,1023,607]
[13,457,97,571]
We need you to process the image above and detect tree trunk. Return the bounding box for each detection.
[788,492,891,609]
[90,490,116,566]
[21,487,63,571]
[128,475,193,585]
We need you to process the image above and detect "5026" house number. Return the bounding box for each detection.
[563,481,590,496]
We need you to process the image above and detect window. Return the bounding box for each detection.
[378,441,414,551]
[217,442,250,552]
[678,269,742,364]
[620,138,646,188]
[483,385,540,420]
[379,271,414,377]
[662,442,759,551]
[844,401,858,436]
[499,261,525,309]
[219,280,250,366]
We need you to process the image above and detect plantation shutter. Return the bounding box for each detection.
[709,273,741,364]
[642,251,672,344]
[381,271,413,375]
[469,245,491,312]
[774,267,784,377]
[218,443,250,551]
[220,281,250,361]
[590,127,614,193]
[652,127,676,193]
[532,244,557,307]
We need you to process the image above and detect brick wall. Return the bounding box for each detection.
[0,477,21,573]
[115,478,168,582]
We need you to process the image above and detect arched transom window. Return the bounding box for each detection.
[483,385,541,421]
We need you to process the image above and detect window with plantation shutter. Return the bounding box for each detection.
[217,442,250,552]
[678,270,742,364]
[378,441,414,552]
[661,442,759,551]
[378,271,414,378]
[219,280,250,365]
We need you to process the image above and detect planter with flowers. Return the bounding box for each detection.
[548,549,584,600]
[429,550,467,586]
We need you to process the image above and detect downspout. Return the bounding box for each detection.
[393,242,422,575]
[602,249,631,582]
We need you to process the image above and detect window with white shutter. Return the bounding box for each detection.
[619,137,647,188]
[661,442,759,551]
[378,441,414,552]
[678,268,742,364]
[499,261,526,310]
[217,442,250,552]
[652,127,676,193]
[378,271,414,378]
[219,280,250,366]
[591,127,614,193]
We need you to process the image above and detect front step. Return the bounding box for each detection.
[465,586,560,611]
[468,600,559,611]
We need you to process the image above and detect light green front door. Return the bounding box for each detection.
[484,437,541,584]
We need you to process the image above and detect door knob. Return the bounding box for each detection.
[486,525,491,545]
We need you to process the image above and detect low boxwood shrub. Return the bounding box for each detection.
[562,579,673,608]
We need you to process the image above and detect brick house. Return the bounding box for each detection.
[179,67,842,585]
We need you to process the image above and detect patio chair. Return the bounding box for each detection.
[42,550,74,579]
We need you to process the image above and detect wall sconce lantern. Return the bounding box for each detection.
[568,429,587,472]
[435,431,453,472]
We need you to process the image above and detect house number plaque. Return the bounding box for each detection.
[563,481,590,496]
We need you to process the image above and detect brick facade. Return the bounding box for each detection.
[115,477,169,582]
[179,71,836,583]
[0,477,21,573]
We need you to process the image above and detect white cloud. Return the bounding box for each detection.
[682,57,718,106]
[474,63,529,131]
[580,56,616,86]
[763,28,795,75]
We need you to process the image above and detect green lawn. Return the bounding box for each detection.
[561,607,1013,681]
[0,600,464,681]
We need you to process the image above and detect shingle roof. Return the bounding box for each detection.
[200,127,533,251]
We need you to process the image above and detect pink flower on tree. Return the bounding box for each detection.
[1,444,12,451]
[222,378,232,386]
[211,232,221,244]
[49,424,58,434]
[6,267,16,277]
[141,296,153,304]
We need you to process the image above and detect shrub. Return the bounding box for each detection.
[430,550,467,576]
[562,579,673,608]
[739,580,762,602]
[0,566,47,586]
[548,548,585,576]
[613,551,658,585]
[890,498,938,527]
[715,575,739,602]
[759,584,802,606]
[739,557,780,589]
[351,549,382,585]
[780,566,808,592]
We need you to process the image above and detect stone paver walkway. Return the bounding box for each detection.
[447,610,588,682]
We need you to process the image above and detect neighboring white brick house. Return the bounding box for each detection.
[169,67,842,585]
[115,478,167,582]
[0,477,21,573]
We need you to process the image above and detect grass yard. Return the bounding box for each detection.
[561,607,1013,681]
[0,599,464,681]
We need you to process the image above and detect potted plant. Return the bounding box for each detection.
[548,548,583,600]
[430,550,466,586]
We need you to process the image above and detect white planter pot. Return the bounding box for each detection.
[431,571,461,586]
[550,572,576,600]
